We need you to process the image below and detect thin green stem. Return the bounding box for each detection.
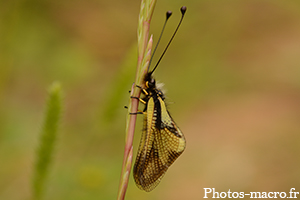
[117,0,156,199]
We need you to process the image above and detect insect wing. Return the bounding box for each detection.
[133,96,185,192]
[133,97,155,191]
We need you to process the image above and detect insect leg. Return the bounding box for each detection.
[135,85,149,96]
[131,96,146,105]
[129,111,144,115]
[124,106,145,115]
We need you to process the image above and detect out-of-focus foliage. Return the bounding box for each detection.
[0,0,300,200]
[32,81,62,200]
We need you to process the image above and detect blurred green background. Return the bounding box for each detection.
[1,0,300,199]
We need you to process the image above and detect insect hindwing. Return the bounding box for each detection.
[133,95,186,192]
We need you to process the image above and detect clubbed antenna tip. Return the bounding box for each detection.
[166,11,172,19]
[181,6,187,15]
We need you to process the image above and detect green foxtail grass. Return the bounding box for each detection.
[32,81,63,200]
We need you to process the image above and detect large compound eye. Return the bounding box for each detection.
[149,78,155,87]
[145,77,155,88]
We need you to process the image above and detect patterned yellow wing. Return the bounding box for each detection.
[133,96,185,192]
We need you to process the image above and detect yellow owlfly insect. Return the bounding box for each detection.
[131,6,187,192]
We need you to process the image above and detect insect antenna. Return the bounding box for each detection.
[148,11,172,68]
[150,6,187,75]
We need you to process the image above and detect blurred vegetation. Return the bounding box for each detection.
[32,82,62,200]
[0,0,300,200]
